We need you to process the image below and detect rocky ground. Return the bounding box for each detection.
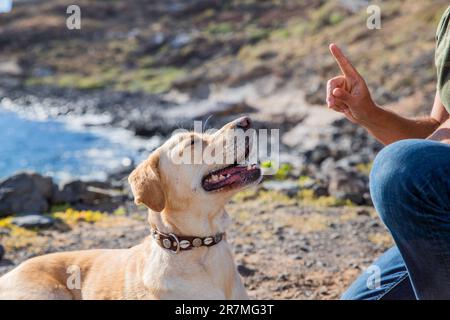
[0,0,447,299]
[0,187,392,300]
[0,82,391,300]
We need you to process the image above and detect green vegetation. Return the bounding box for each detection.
[356,162,373,176]
[309,1,348,31]
[8,0,447,107]
[274,163,293,180]
[117,67,186,94]
[205,22,234,35]
[0,216,43,251]
[232,188,258,202]
[234,185,354,208]
[27,66,185,94]
[298,175,314,187]
[49,203,72,213]
[298,189,354,208]
[257,190,295,205]
[113,206,127,216]
[261,161,293,180]
[0,216,13,229]
[51,208,106,225]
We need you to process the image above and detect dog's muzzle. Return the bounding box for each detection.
[151,229,225,253]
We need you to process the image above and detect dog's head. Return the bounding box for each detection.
[128,116,262,217]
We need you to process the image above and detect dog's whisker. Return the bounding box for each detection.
[203,115,213,133]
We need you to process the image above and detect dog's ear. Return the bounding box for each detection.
[128,151,165,212]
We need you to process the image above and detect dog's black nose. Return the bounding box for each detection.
[235,116,252,131]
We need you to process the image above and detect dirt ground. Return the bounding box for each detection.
[0,194,392,300]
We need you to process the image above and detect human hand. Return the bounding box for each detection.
[326,43,379,125]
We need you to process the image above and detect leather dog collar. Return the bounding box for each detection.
[151,228,225,253]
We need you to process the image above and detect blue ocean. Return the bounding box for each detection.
[0,108,144,181]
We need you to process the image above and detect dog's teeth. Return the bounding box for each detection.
[219,175,225,180]
[247,165,252,170]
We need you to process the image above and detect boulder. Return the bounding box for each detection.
[12,214,55,229]
[52,180,117,205]
[0,172,53,217]
[328,168,369,205]
[304,144,332,166]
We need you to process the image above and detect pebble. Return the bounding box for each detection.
[0,244,4,261]
[12,215,55,229]
[237,264,256,277]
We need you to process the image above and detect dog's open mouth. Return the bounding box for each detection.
[202,163,261,192]
[202,118,261,192]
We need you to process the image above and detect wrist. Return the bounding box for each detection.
[356,101,383,128]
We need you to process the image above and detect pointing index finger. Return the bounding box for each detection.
[329,43,360,78]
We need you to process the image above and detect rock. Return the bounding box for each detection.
[0,59,22,77]
[261,180,300,197]
[281,108,341,149]
[227,65,272,87]
[172,72,206,91]
[140,32,166,52]
[312,184,329,197]
[368,220,380,228]
[163,99,257,124]
[304,144,332,165]
[162,0,220,16]
[277,273,289,281]
[335,154,371,171]
[237,264,256,277]
[357,209,371,216]
[340,0,371,13]
[318,158,336,176]
[277,153,305,177]
[12,214,55,229]
[328,168,369,205]
[330,233,341,240]
[0,172,53,216]
[0,244,4,261]
[170,33,191,49]
[31,66,54,78]
[300,246,310,253]
[52,180,118,205]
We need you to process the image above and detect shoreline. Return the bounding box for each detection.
[0,89,163,182]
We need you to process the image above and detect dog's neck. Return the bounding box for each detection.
[141,206,241,299]
[147,206,231,238]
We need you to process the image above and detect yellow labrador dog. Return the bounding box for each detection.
[0,116,262,299]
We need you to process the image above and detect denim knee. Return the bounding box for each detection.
[369,139,445,228]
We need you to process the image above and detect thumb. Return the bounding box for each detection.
[332,88,353,103]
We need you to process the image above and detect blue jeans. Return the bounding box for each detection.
[342,139,450,300]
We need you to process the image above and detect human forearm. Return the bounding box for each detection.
[359,104,440,145]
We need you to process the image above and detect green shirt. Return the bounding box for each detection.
[436,6,450,112]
